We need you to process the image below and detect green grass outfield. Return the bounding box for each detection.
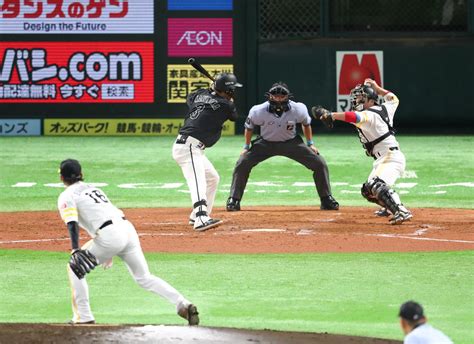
[0,135,473,211]
[1,135,473,342]
[0,250,472,343]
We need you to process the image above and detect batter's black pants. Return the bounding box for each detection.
[229,136,332,201]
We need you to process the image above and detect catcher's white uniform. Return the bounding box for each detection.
[58,181,192,323]
[353,92,405,186]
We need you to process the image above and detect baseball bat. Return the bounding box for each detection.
[188,57,215,82]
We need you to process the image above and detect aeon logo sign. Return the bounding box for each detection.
[336,51,383,111]
[177,31,223,46]
[169,18,232,57]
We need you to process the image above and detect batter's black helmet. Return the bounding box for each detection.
[214,73,243,96]
[60,159,83,183]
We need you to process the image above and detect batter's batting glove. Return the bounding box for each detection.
[69,249,98,279]
[311,106,334,129]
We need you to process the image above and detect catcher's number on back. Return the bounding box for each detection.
[311,106,334,129]
[69,249,98,279]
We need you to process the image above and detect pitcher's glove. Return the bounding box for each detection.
[311,106,334,129]
[69,249,98,279]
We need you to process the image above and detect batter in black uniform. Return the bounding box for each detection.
[226,82,339,211]
[173,73,242,231]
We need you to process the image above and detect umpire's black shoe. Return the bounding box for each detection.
[320,195,339,210]
[226,197,241,212]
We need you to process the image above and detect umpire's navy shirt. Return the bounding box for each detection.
[180,89,238,148]
[245,100,311,142]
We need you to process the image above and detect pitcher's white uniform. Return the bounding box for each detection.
[58,181,192,323]
[404,324,453,344]
[353,92,406,187]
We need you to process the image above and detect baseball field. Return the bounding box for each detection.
[1,135,473,343]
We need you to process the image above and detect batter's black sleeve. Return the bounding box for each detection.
[186,91,198,107]
[227,102,238,121]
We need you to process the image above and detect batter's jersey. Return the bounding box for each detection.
[245,100,311,142]
[404,324,453,344]
[353,92,400,154]
[57,181,124,237]
[179,89,238,147]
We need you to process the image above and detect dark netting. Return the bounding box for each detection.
[259,0,321,40]
[329,0,468,32]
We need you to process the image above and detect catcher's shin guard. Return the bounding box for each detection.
[367,177,399,215]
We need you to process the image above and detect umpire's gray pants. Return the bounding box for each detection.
[229,136,332,201]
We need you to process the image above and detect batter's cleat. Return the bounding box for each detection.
[67,320,95,325]
[226,197,241,211]
[188,219,195,226]
[178,304,200,326]
[389,209,413,225]
[320,195,339,210]
[194,218,222,232]
[374,207,391,217]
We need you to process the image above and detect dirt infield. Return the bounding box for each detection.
[1,206,473,253]
[0,323,403,344]
[1,206,473,343]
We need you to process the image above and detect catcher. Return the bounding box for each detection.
[311,78,412,224]
[58,159,199,325]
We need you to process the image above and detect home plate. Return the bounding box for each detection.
[241,228,286,232]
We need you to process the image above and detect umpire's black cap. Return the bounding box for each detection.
[60,159,82,180]
[399,301,425,321]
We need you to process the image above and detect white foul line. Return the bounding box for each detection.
[365,234,474,244]
[0,238,71,244]
[0,232,190,245]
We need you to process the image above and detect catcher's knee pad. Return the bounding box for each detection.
[361,182,377,204]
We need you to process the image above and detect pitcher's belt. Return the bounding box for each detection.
[99,217,126,230]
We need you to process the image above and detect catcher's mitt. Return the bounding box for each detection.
[311,106,334,129]
[69,249,98,279]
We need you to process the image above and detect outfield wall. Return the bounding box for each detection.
[256,37,474,129]
[1,1,473,135]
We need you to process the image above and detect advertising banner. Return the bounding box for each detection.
[336,51,383,112]
[44,118,235,136]
[168,18,233,57]
[0,42,154,103]
[0,119,41,136]
[168,0,233,11]
[167,64,234,103]
[0,0,154,34]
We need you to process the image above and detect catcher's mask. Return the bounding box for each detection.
[213,73,243,98]
[350,84,378,111]
[266,82,293,117]
[60,159,83,183]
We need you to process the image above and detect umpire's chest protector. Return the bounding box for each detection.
[256,102,309,142]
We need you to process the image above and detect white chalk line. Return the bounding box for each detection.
[1,229,472,245]
[0,232,191,244]
[364,233,474,244]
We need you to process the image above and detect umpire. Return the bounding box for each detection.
[226,82,339,211]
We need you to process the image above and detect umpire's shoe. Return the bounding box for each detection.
[320,195,339,210]
[178,304,200,326]
[226,197,241,212]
